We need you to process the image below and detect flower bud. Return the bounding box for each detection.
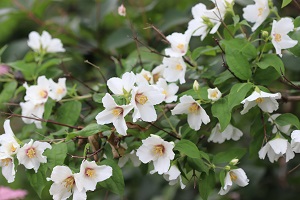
[193,80,199,91]
[229,158,239,166]
[261,31,269,40]
[225,165,231,171]
[118,4,126,17]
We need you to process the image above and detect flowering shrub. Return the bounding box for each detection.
[1,0,300,199]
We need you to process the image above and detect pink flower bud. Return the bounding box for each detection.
[118,4,126,16]
[0,64,10,75]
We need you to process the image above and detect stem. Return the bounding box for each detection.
[59,94,92,102]
[159,106,180,137]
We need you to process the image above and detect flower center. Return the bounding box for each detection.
[189,103,199,113]
[210,91,218,98]
[274,33,281,42]
[255,97,264,103]
[153,144,165,156]
[10,144,17,153]
[176,43,185,52]
[112,107,123,116]
[135,93,148,105]
[143,74,151,82]
[153,73,160,83]
[175,64,183,71]
[162,90,168,95]
[63,176,75,191]
[258,7,263,16]
[39,90,48,98]
[26,147,36,158]
[229,171,237,181]
[56,87,65,94]
[1,158,11,166]
[85,168,95,178]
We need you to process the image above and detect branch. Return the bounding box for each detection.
[85,60,109,93]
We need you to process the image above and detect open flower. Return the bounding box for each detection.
[271,18,298,57]
[27,31,65,53]
[0,154,15,183]
[17,140,52,172]
[243,0,270,32]
[165,32,191,57]
[49,78,67,101]
[95,93,133,136]
[171,95,210,131]
[23,76,50,105]
[152,64,165,83]
[0,120,20,156]
[156,78,179,103]
[20,101,45,129]
[268,114,291,135]
[219,168,249,195]
[131,84,165,122]
[107,72,136,95]
[258,137,294,163]
[136,69,154,85]
[163,165,186,189]
[208,123,243,143]
[136,134,175,174]
[162,57,187,84]
[74,160,112,192]
[240,90,281,114]
[207,87,222,101]
[291,130,300,153]
[48,166,86,200]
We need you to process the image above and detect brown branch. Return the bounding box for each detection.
[293,0,300,10]
[129,20,144,68]
[260,110,268,144]
[65,73,98,92]
[280,68,300,90]
[144,23,170,45]
[288,163,300,175]
[147,122,181,140]
[85,60,109,93]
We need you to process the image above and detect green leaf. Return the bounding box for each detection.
[93,93,105,103]
[257,54,285,75]
[99,159,125,195]
[174,139,200,158]
[38,58,71,73]
[219,170,226,188]
[45,143,68,170]
[191,46,218,60]
[228,83,253,110]
[8,61,36,81]
[27,164,48,198]
[275,113,300,129]
[211,98,231,131]
[213,148,247,164]
[70,123,111,137]
[0,81,17,109]
[282,0,292,8]
[222,38,257,59]
[226,50,252,80]
[187,157,209,174]
[54,101,82,130]
[199,171,215,200]
[290,30,300,57]
[214,70,234,85]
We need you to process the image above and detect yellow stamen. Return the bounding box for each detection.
[143,74,151,82]
[153,73,160,83]
[63,176,75,191]
[274,33,281,42]
[112,107,123,116]
[210,91,218,98]
[153,144,165,156]
[229,171,238,181]
[189,103,199,113]
[162,90,167,95]
[26,147,36,159]
[258,7,263,16]
[1,158,11,166]
[56,87,65,94]
[135,94,148,105]
[176,43,184,51]
[85,168,95,178]
[175,64,183,71]
[255,97,264,103]
[39,90,48,98]
[10,144,17,153]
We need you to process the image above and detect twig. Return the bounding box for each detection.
[129,20,143,68]
[280,68,300,90]
[130,36,168,57]
[65,73,98,92]
[85,60,109,93]
[293,0,300,10]
[260,110,268,144]
[144,23,170,45]
[148,122,181,140]
[288,163,300,175]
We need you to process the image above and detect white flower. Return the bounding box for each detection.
[163,165,186,189]
[171,95,210,131]
[208,123,243,143]
[74,160,112,192]
[268,114,291,135]
[162,57,186,84]
[131,85,165,122]
[23,76,50,105]
[136,69,154,85]
[240,90,281,114]
[118,150,141,168]
[48,166,86,200]
[17,140,52,172]
[271,18,298,57]
[243,0,270,32]
[118,4,126,16]
[291,130,300,153]
[156,78,179,103]
[0,120,20,156]
[152,64,165,83]
[27,31,65,53]
[107,72,136,95]
[95,93,133,136]
[20,101,45,129]
[207,87,222,101]
[49,78,67,101]
[0,154,15,183]
[136,134,175,174]
[258,137,294,163]
[219,168,249,195]
[165,32,191,57]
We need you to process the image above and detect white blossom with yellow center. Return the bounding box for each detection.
[131,85,165,122]
[96,93,133,136]
[49,78,67,101]
[165,32,191,57]
[20,101,45,129]
[0,155,15,183]
[207,87,222,101]
[107,71,136,95]
[48,166,87,200]
[17,139,51,172]
[155,78,179,103]
[271,17,298,57]
[136,69,154,85]
[219,168,249,195]
[74,160,112,192]
[23,75,50,105]
[162,57,187,84]
[171,95,210,131]
[240,90,281,115]
[136,134,175,174]
[243,0,270,32]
